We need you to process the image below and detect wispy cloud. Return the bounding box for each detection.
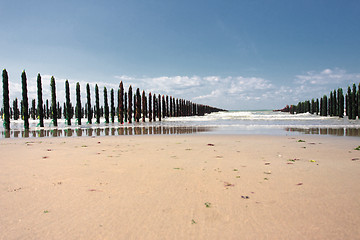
[290,68,360,102]
[294,68,358,85]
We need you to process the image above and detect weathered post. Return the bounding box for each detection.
[133,93,137,122]
[46,99,49,119]
[170,96,173,117]
[166,95,169,117]
[65,80,71,125]
[352,83,357,119]
[86,84,92,124]
[347,86,352,119]
[95,84,100,123]
[31,99,36,120]
[142,90,146,122]
[110,88,115,123]
[21,71,29,130]
[76,82,82,125]
[13,98,19,120]
[172,97,176,117]
[135,88,141,122]
[158,94,162,121]
[119,81,124,124]
[128,86,132,123]
[104,87,109,123]
[2,69,10,130]
[124,92,128,122]
[176,98,179,117]
[333,90,337,116]
[162,95,166,119]
[338,88,344,118]
[329,92,333,116]
[149,92,152,122]
[37,73,44,127]
[153,94,157,121]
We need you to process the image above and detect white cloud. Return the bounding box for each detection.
[193,89,222,100]
[294,68,356,85]
[228,77,273,94]
[288,68,360,104]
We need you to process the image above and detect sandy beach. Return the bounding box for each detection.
[1,134,360,239]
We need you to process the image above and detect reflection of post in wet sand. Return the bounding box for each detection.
[285,127,359,137]
[1,126,214,138]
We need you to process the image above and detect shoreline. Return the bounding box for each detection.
[1,134,360,239]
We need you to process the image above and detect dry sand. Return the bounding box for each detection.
[0,134,360,240]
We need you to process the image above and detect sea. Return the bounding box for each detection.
[1,110,360,138]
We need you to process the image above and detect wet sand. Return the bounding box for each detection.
[1,135,360,239]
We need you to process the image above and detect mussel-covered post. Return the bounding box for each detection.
[352,84,357,119]
[135,88,140,122]
[338,88,344,118]
[37,73,44,127]
[169,96,173,117]
[76,82,81,125]
[65,80,71,126]
[2,69,10,130]
[110,89,115,123]
[13,98,19,120]
[86,84,92,124]
[166,95,169,117]
[142,90,146,122]
[333,90,337,117]
[153,94,157,121]
[149,93,152,122]
[346,86,352,119]
[124,92,128,122]
[119,81,124,124]
[95,84,100,123]
[158,94,161,121]
[21,71,29,130]
[162,95,166,119]
[104,87,109,123]
[50,76,57,126]
[128,86,132,123]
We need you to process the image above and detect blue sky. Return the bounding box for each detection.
[1,0,360,110]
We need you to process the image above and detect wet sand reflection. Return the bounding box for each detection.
[1,126,214,139]
[285,127,360,137]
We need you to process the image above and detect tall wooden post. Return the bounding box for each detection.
[149,93,152,122]
[119,81,124,124]
[142,90,146,122]
[128,86,132,123]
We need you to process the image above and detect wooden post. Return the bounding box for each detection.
[170,96,173,117]
[76,82,82,125]
[162,95,165,119]
[133,93,136,122]
[2,69,10,130]
[119,81,124,124]
[158,94,161,121]
[149,92,152,122]
[37,73,44,127]
[153,94,157,121]
[166,95,169,117]
[22,71,29,130]
[104,87,109,123]
[142,90,146,122]
[124,92,128,122]
[110,89,115,123]
[128,86,132,123]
